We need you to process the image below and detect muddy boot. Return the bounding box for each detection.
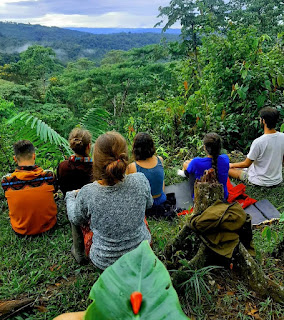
[71,223,88,265]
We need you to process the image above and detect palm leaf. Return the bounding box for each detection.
[80,107,110,141]
[6,111,72,160]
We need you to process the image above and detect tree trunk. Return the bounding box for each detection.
[235,243,284,303]
[164,169,223,268]
[193,181,224,215]
[163,169,284,302]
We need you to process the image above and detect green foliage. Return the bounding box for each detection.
[0,22,179,63]
[228,0,284,36]
[199,26,284,150]
[178,264,222,305]
[79,107,110,141]
[7,112,70,152]
[85,241,188,320]
[0,80,37,109]
[157,0,227,50]
[6,112,71,168]
[28,103,77,137]
[0,95,15,120]
[17,45,61,82]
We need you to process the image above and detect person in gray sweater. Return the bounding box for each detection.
[66,131,153,270]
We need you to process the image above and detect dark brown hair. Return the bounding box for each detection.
[13,140,35,160]
[132,132,155,161]
[69,128,92,156]
[203,133,222,177]
[92,131,128,185]
[259,107,279,129]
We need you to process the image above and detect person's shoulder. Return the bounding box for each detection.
[126,172,150,188]
[127,172,146,182]
[249,135,267,149]
[126,161,137,174]
[191,157,207,164]
[58,159,69,169]
[219,154,229,162]
[157,155,164,164]
[277,132,284,139]
[80,181,95,191]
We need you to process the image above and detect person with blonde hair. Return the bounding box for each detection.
[66,131,152,270]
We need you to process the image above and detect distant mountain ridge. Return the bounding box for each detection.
[0,22,180,63]
[66,27,181,35]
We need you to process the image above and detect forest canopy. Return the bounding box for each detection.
[0,1,284,319]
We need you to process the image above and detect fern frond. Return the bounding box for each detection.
[7,112,72,161]
[80,107,109,140]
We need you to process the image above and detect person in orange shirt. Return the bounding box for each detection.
[1,140,57,235]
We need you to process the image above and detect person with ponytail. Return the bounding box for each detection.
[183,133,229,200]
[57,128,93,197]
[66,132,153,270]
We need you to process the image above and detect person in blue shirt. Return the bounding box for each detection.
[183,132,229,200]
[127,132,166,207]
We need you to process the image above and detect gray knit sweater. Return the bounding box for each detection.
[66,173,153,269]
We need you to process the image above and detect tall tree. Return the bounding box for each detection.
[156,0,228,52]
[228,0,283,36]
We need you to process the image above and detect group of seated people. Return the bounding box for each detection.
[1,107,284,272]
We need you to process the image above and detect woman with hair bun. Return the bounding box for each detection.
[57,128,93,197]
[183,132,229,200]
[66,131,153,270]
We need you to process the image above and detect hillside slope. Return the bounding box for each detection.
[0,22,179,63]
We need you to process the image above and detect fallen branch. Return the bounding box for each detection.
[0,298,35,319]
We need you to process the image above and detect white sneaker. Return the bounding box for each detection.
[177,169,186,177]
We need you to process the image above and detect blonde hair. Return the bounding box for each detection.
[69,128,92,156]
[92,131,128,185]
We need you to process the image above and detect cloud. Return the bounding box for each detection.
[3,12,170,28]
[0,0,175,27]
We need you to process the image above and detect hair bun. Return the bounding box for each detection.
[118,153,128,162]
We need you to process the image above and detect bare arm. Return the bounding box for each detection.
[183,160,192,171]
[229,158,253,169]
[158,156,165,191]
[53,311,85,320]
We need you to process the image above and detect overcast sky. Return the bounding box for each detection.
[0,0,177,28]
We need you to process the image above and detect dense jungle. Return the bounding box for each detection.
[0,0,284,319]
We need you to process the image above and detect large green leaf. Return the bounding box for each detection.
[80,107,109,141]
[85,241,189,320]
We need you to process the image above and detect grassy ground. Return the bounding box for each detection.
[0,162,284,319]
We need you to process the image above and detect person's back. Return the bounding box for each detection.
[183,133,229,200]
[57,128,93,196]
[1,140,57,235]
[229,107,284,186]
[127,132,166,206]
[186,154,229,198]
[67,173,152,269]
[246,132,284,186]
[66,132,153,269]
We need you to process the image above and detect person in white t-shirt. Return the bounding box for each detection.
[229,107,284,186]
